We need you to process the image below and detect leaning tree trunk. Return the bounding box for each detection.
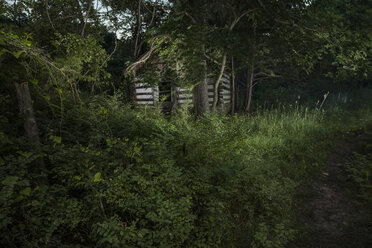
[15,82,47,182]
[212,51,227,111]
[245,63,254,112]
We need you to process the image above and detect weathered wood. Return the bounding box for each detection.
[136,95,154,99]
[136,88,154,93]
[137,101,154,106]
[178,99,193,104]
[135,82,149,87]
[134,72,231,111]
[178,89,191,93]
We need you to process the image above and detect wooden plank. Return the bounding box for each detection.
[136,97,154,100]
[178,93,193,98]
[178,99,192,104]
[136,88,153,93]
[137,101,154,105]
[136,95,153,100]
[221,89,231,95]
[178,88,192,92]
[222,76,230,82]
[135,83,151,87]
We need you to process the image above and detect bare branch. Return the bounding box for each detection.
[75,0,86,32]
[100,36,118,70]
[229,8,258,31]
[134,0,142,58]
[176,11,196,24]
[81,0,93,38]
[123,34,171,76]
[254,71,282,78]
[274,18,319,32]
[148,3,157,28]
[257,0,266,10]
[45,0,55,31]
[204,53,221,66]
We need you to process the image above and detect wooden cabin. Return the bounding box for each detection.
[134,73,232,111]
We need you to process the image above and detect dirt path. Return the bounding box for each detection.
[296,131,371,248]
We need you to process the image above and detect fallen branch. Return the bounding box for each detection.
[123,34,171,76]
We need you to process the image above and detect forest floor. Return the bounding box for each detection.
[294,128,372,248]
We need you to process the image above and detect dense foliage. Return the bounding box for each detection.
[1,91,371,247]
[0,0,371,247]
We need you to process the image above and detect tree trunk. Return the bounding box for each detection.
[231,55,236,113]
[245,28,256,113]
[212,51,227,111]
[75,0,86,35]
[245,63,254,112]
[193,54,210,115]
[170,86,178,113]
[81,0,93,38]
[16,83,41,149]
[192,6,210,116]
[15,83,47,182]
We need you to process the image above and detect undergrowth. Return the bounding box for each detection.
[1,89,372,247]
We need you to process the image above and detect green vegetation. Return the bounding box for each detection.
[1,90,372,247]
[1,0,371,247]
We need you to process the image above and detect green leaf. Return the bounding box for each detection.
[2,176,19,186]
[94,172,102,182]
[25,40,32,47]
[17,151,33,158]
[20,187,31,196]
[0,48,8,56]
[12,50,24,59]
[49,135,61,144]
